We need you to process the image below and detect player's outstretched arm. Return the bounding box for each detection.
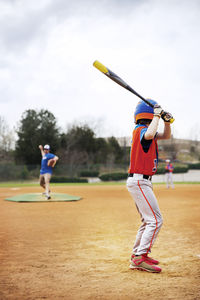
[144,117,160,140]
[144,104,163,140]
[157,122,171,140]
[39,145,45,156]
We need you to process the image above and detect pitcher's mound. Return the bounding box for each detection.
[5,193,81,202]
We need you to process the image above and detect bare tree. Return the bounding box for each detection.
[0,116,15,152]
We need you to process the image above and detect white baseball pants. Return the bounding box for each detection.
[166,172,174,188]
[127,175,163,256]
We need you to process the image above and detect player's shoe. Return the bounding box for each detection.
[129,255,161,273]
[131,253,159,265]
[42,190,51,195]
[45,195,51,200]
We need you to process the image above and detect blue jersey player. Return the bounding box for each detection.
[39,144,59,200]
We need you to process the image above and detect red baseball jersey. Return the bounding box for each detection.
[128,125,158,176]
[165,163,174,172]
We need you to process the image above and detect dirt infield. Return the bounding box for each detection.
[0,184,200,300]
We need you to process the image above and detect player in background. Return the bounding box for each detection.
[39,144,59,200]
[127,100,172,273]
[165,159,174,189]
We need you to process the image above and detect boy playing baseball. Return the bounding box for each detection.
[127,100,173,273]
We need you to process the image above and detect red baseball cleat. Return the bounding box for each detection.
[131,253,159,265]
[130,255,161,273]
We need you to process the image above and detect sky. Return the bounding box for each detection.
[0,0,200,141]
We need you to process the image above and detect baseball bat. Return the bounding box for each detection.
[93,60,174,123]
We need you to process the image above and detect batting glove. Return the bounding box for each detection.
[154,104,163,117]
[161,111,173,122]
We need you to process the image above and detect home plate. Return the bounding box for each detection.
[5,193,81,202]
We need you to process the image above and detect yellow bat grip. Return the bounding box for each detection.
[93,60,109,74]
[170,118,175,123]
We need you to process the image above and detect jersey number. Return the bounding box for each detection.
[152,159,158,172]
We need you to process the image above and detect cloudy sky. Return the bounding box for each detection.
[0,0,200,140]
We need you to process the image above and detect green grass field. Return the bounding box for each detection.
[0,180,199,188]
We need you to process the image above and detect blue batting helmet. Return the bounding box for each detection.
[134,99,157,123]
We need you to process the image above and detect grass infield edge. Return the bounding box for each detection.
[0,181,200,188]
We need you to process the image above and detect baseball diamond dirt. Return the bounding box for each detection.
[0,184,200,300]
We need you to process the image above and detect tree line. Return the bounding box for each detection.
[1,109,129,171]
[1,109,199,180]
